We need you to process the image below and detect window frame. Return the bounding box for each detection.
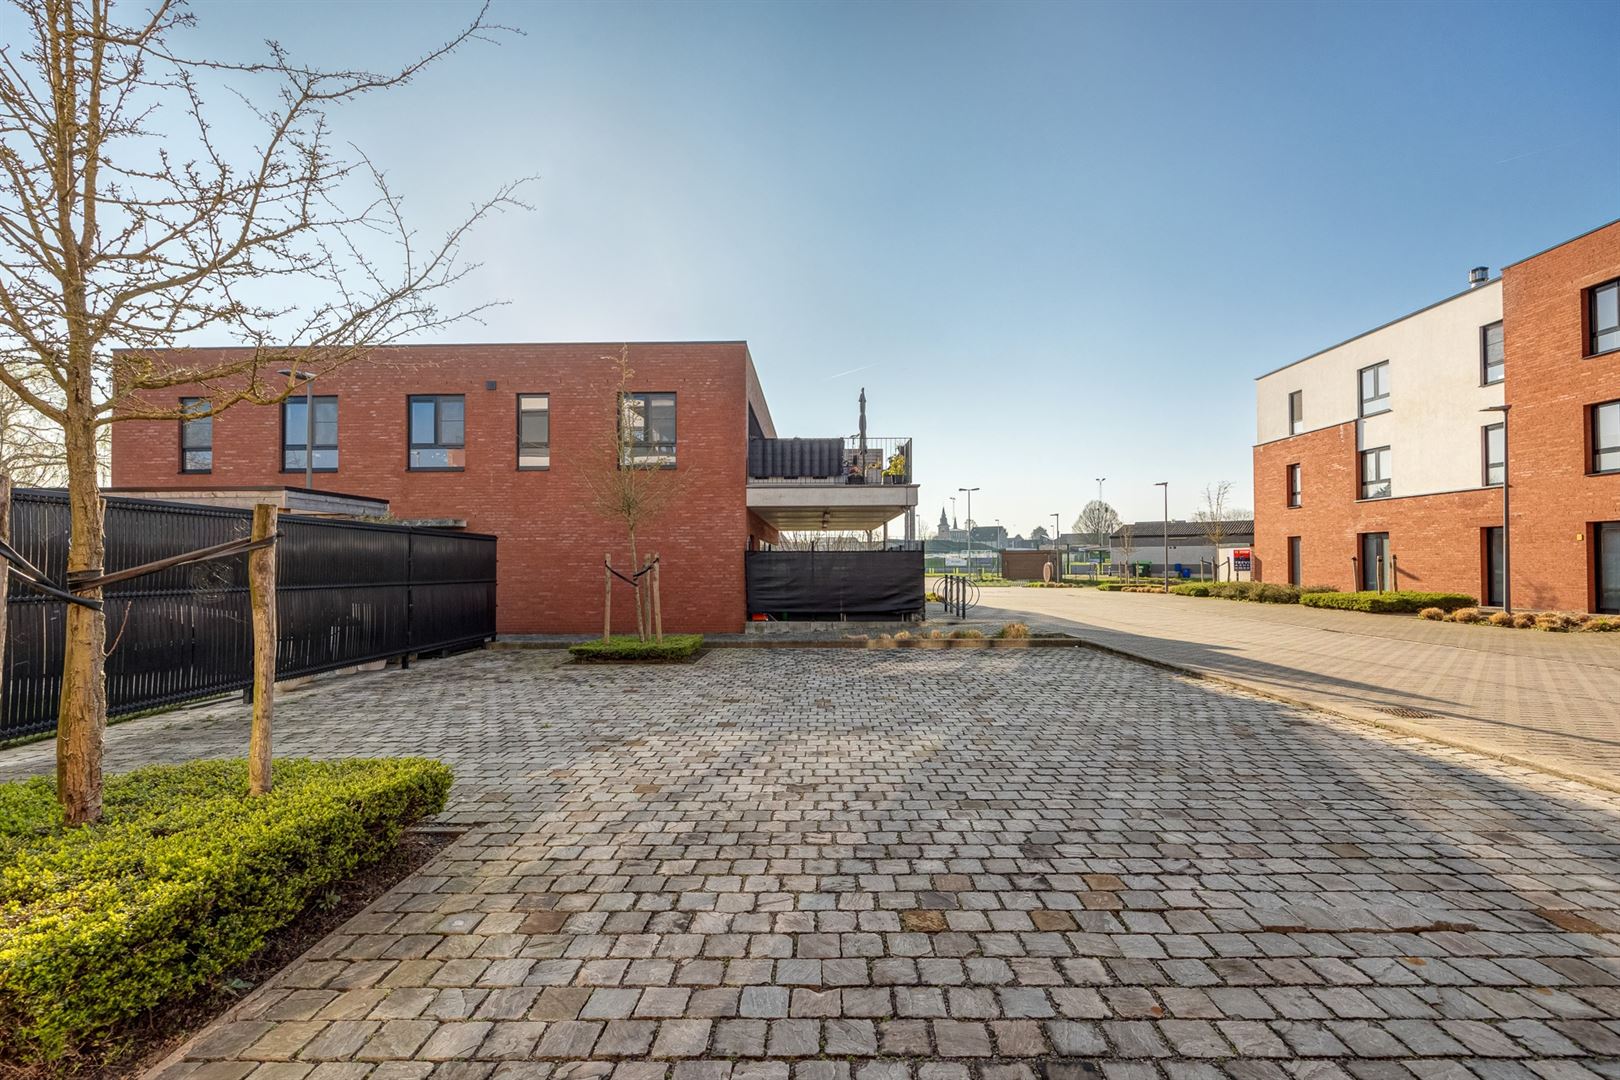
[1359,445,1392,500]
[1480,321,1504,385]
[179,396,213,474]
[1288,390,1304,436]
[406,394,467,472]
[516,392,551,470]
[1482,422,1505,487]
[1358,361,1391,417]
[620,390,677,468]
[1286,463,1301,508]
[280,394,340,474]
[1590,277,1620,357]
[1287,535,1302,588]
[1593,399,1620,476]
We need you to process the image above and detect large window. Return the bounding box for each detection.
[179,397,212,473]
[1358,361,1391,417]
[283,395,338,472]
[518,394,550,469]
[408,395,465,470]
[1482,422,1505,486]
[1594,400,1620,474]
[1359,445,1391,499]
[1287,536,1302,587]
[1288,390,1304,436]
[1599,523,1620,614]
[1591,278,1620,355]
[621,391,676,466]
[1286,463,1301,508]
[1360,532,1391,592]
[1481,321,1504,385]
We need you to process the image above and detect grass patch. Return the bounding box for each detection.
[1300,590,1475,614]
[568,634,704,662]
[0,758,452,1062]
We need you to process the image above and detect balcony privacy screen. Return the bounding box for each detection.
[748,438,845,479]
[746,549,924,620]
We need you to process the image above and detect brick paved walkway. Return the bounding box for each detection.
[4,647,1619,1080]
[974,588,1620,793]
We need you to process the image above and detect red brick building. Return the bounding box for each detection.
[1253,219,1620,613]
[109,342,920,633]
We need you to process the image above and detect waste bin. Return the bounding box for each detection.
[1134,562,1151,577]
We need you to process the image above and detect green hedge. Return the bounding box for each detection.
[0,758,452,1060]
[1169,581,1304,603]
[1300,590,1476,614]
[569,633,703,662]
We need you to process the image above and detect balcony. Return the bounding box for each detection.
[747,436,918,533]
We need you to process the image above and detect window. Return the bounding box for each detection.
[1591,278,1620,355]
[408,395,465,469]
[1360,532,1391,592]
[517,394,550,469]
[283,395,338,472]
[1287,536,1302,587]
[1599,523,1620,614]
[1481,321,1504,384]
[1594,400,1620,474]
[1359,445,1391,499]
[621,391,676,466]
[1288,390,1304,436]
[1358,361,1391,417]
[1482,422,1505,486]
[1286,463,1301,508]
[180,397,213,472]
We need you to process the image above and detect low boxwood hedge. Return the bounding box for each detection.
[1169,581,1305,603]
[0,757,452,1060]
[569,633,703,662]
[1300,590,1476,614]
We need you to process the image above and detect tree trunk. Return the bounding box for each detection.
[603,554,612,643]
[628,530,643,642]
[57,405,107,825]
[248,503,278,795]
[651,555,663,643]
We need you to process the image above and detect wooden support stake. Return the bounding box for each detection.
[603,554,612,643]
[0,476,10,672]
[652,555,663,643]
[248,503,278,795]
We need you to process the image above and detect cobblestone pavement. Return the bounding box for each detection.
[973,588,1620,793]
[5,647,1619,1080]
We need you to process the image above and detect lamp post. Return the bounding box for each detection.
[1481,404,1511,613]
[277,369,318,489]
[1154,481,1169,593]
[1094,477,1106,567]
[1052,512,1062,580]
[959,487,979,578]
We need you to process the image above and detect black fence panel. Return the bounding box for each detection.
[2,490,497,742]
[745,549,924,621]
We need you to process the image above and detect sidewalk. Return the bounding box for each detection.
[976,586,1620,792]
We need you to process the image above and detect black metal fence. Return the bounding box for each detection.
[745,549,924,621]
[2,490,497,742]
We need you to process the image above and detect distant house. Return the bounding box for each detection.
[1109,519,1254,579]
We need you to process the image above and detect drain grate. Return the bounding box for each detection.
[1376,705,1436,719]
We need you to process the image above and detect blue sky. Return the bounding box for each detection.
[181,0,1618,531]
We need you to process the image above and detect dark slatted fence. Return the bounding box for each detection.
[1,490,497,742]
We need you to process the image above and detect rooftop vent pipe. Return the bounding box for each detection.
[1468,266,1489,288]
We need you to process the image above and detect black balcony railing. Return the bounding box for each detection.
[749,436,912,485]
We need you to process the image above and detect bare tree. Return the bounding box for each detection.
[1073,499,1120,555]
[0,376,69,485]
[0,0,527,823]
[1194,481,1252,579]
[775,531,878,551]
[1117,522,1136,578]
[581,347,688,642]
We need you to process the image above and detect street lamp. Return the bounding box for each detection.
[278,369,318,490]
[1094,477,1107,567]
[959,487,980,578]
[1481,404,1511,613]
[1052,512,1062,581]
[1154,481,1169,593]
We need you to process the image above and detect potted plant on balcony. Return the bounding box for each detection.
[882,451,907,485]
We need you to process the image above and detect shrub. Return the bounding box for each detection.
[1511,612,1538,628]
[1488,611,1514,626]
[1534,612,1580,633]
[924,591,943,603]
[1169,583,1213,597]
[1449,607,1485,623]
[1419,607,1446,620]
[568,634,703,662]
[0,758,451,1060]
[948,629,984,639]
[996,622,1031,639]
[1301,590,1476,614]
[1300,584,1339,594]
[1582,616,1620,632]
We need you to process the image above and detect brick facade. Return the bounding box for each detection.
[1255,219,1620,612]
[1501,220,1620,612]
[110,342,775,634]
[1253,422,1501,595]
